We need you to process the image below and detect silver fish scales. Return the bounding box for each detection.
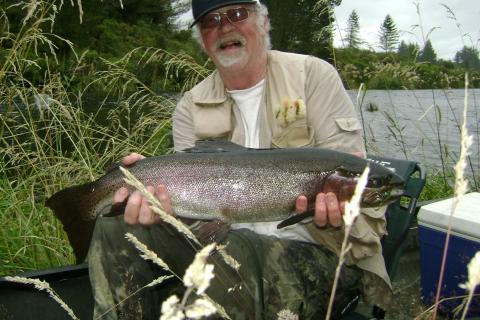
[46,141,404,262]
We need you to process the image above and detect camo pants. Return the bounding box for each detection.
[88,216,362,320]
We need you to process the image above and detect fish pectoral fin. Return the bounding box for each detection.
[198,220,230,245]
[277,209,315,229]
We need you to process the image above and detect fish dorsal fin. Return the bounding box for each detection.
[183,139,249,153]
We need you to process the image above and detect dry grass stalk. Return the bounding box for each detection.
[95,274,174,319]
[459,251,480,319]
[160,243,219,320]
[432,74,473,319]
[277,309,299,320]
[125,232,171,271]
[325,166,370,319]
[119,166,201,246]
[4,276,78,319]
[216,243,241,271]
[183,243,216,295]
[414,293,480,319]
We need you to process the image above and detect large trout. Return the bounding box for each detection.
[47,141,404,262]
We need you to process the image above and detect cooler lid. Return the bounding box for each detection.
[418,192,480,240]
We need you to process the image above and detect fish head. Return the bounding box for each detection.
[321,165,403,207]
[361,168,405,207]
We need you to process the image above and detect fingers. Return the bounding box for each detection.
[314,193,327,227]
[325,193,342,227]
[123,185,171,225]
[314,192,343,228]
[138,186,160,225]
[157,185,173,215]
[113,187,129,204]
[124,189,143,224]
[295,195,308,213]
[122,153,145,166]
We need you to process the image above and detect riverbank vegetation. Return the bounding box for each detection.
[0,0,478,283]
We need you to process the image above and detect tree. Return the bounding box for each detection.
[378,15,399,53]
[397,41,420,61]
[419,39,437,63]
[454,46,480,71]
[345,10,361,49]
[262,0,342,61]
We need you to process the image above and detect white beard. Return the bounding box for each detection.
[212,33,248,68]
[214,47,247,67]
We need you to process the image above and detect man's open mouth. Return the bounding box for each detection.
[220,40,243,50]
[216,35,246,51]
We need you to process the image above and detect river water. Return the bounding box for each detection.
[347,89,480,177]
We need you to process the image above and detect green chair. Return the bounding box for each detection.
[343,154,427,319]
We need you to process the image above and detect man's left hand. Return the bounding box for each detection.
[295,151,364,228]
[295,193,345,228]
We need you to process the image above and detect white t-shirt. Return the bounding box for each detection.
[227,80,315,244]
[227,79,264,148]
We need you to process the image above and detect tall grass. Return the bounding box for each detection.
[0,0,181,275]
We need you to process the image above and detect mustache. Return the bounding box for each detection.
[214,33,247,50]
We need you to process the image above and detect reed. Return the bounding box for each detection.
[0,1,177,275]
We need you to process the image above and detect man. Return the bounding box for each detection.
[89,0,393,319]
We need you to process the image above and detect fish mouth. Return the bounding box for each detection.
[361,185,405,207]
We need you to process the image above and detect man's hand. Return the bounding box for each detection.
[295,151,365,228]
[295,193,344,228]
[113,153,173,225]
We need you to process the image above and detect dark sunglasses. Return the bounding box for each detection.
[199,7,251,29]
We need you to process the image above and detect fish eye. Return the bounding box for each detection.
[367,176,382,188]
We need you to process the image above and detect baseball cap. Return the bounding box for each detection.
[190,0,259,28]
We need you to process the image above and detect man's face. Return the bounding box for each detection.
[199,5,267,70]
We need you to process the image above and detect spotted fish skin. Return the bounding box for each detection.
[46,142,404,261]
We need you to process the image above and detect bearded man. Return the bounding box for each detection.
[88,1,392,319]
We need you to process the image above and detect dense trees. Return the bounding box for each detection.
[262,0,341,61]
[2,0,478,90]
[398,41,420,62]
[454,46,480,71]
[419,39,437,63]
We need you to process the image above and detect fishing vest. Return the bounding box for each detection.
[187,50,314,149]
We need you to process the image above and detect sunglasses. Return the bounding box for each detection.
[199,7,251,29]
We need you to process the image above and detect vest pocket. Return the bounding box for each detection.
[271,123,314,148]
[334,117,362,132]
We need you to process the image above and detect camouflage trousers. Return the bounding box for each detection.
[88,216,361,320]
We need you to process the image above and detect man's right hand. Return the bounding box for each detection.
[114,153,173,225]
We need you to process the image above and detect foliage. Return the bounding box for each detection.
[262,0,341,61]
[0,0,478,287]
[345,10,361,49]
[378,14,399,53]
[454,46,480,71]
[335,46,480,89]
[419,39,437,63]
[397,41,420,62]
[0,0,213,274]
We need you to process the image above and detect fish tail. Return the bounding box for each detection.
[46,183,97,263]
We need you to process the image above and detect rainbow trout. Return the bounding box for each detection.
[46,141,404,262]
